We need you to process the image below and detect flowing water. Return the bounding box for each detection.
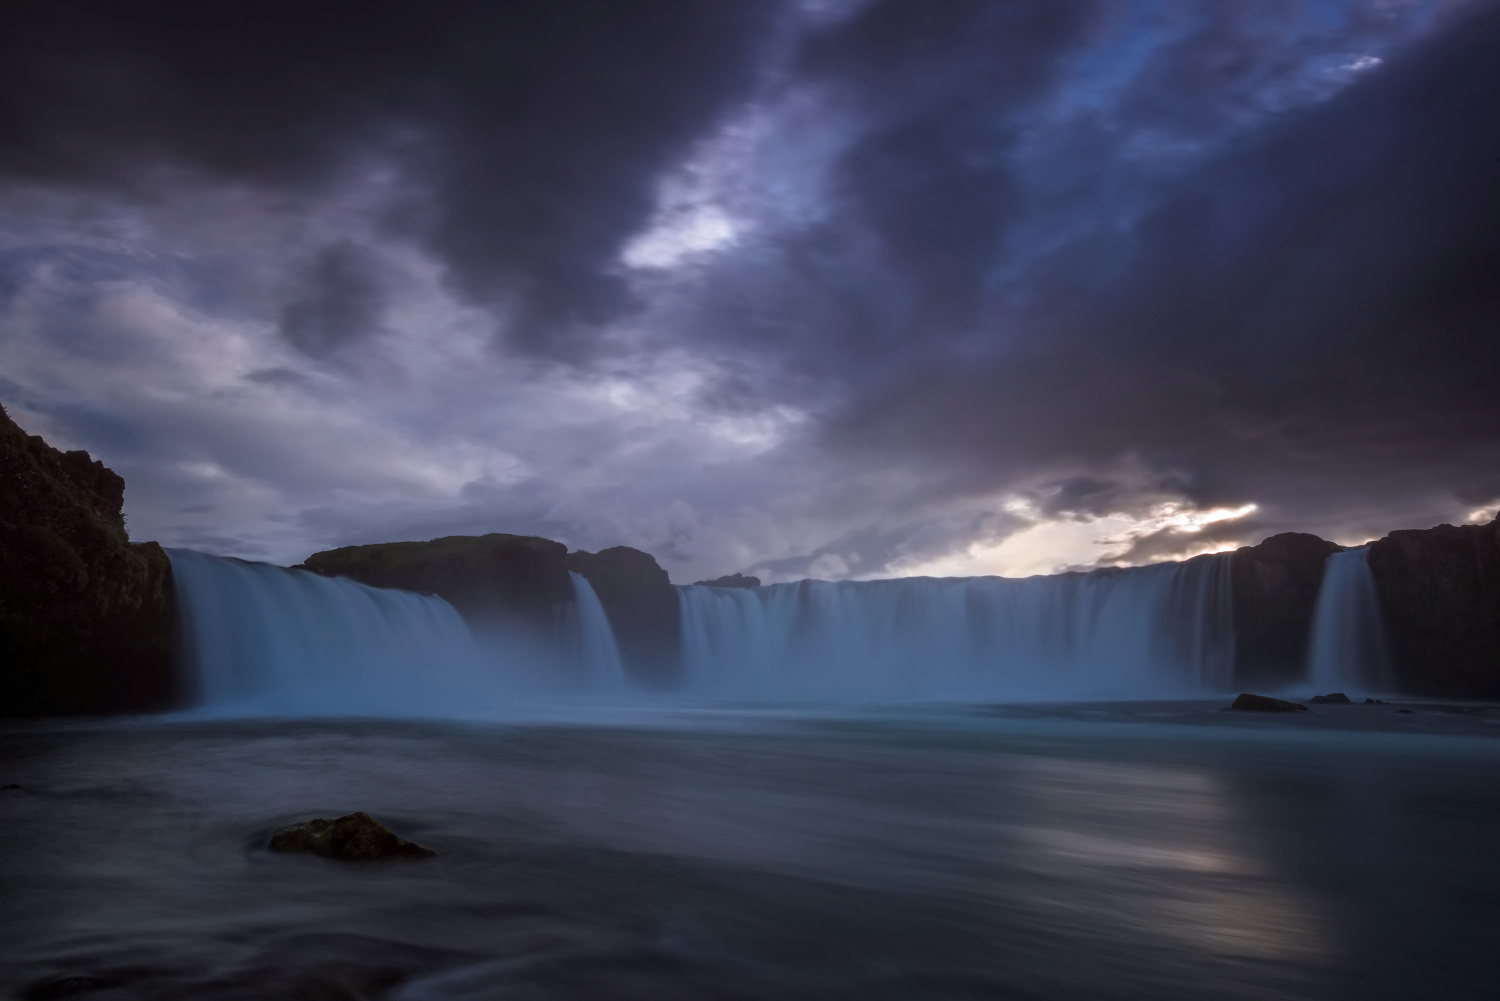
[9,549,1482,999]
[679,555,1234,701]
[1307,548,1394,695]
[2,710,1499,1000]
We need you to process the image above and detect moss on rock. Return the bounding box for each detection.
[268,812,435,859]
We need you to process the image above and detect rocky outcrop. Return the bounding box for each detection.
[1367,515,1500,697]
[694,573,761,588]
[1229,533,1341,689]
[564,547,681,687]
[298,533,575,626]
[1230,693,1308,712]
[269,812,434,859]
[0,405,176,716]
[300,535,682,687]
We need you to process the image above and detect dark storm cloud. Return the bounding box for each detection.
[801,2,1500,543]
[797,0,1095,337]
[3,0,1494,578]
[0,0,777,351]
[279,242,385,357]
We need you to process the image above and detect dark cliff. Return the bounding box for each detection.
[1367,515,1500,697]
[298,533,574,626]
[300,535,681,686]
[0,405,176,716]
[1230,532,1342,688]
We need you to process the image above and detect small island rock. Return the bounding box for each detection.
[1310,692,1352,703]
[1230,693,1309,712]
[269,811,434,860]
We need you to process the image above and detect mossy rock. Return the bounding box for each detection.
[269,812,435,860]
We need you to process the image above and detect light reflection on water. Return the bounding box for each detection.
[1,711,1496,1000]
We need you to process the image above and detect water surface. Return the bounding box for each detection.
[3,704,1498,1000]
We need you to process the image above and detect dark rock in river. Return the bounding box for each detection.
[694,573,761,589]
[1230,693,1309,712]
[0,404,176,717]
[1230,533,1342,690]
[269,811,435,859]
[1311,692,1352,703]
[1367,514,1500,698]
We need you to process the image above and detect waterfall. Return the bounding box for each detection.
[168,550,643,714]
[168,548,498,716]
[1307,547,1393,693]
[679,553,1235,701]
[567,571,630,694]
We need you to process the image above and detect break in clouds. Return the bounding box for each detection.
[1,0,1497,582]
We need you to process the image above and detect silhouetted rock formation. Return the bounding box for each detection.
[0,405,176,716]
[1230,693,1308,712]
[1230,533,1341,689]
[298,533,574,625]
[1367,514,1500,697]
[269,812,434,859]
[300,535,681,687]
[564,546,681,687]
[694,573,761,588]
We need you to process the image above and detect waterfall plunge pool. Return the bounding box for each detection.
[3,709,1499,1001]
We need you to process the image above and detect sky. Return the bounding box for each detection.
[2,0,1497,583]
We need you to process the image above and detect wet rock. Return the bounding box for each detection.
[1230,693,1309,712]
[23,974,121,999]
[1365,698,1389,704]
[269,812,435,860]
[1311,692,1352,703]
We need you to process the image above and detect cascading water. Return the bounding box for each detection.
[1307,547,1393,693]
[169,550,641,715]
[567,570,630,694]
[679,553,1235,701]
[172,545,1240,711]
[168,548,498,716]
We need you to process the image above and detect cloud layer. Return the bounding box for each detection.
[2,0,1495,581]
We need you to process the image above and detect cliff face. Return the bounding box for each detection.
[1367,516,1500,697]
[1230,532,1341,688]
[298,534,574,626]
[300,535,682,686]
[0,405,176,716]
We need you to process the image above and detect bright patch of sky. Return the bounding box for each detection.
[887,499,1259,580]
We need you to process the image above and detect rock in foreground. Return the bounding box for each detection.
[269,812,435,860]
[1230,693,1309,712]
